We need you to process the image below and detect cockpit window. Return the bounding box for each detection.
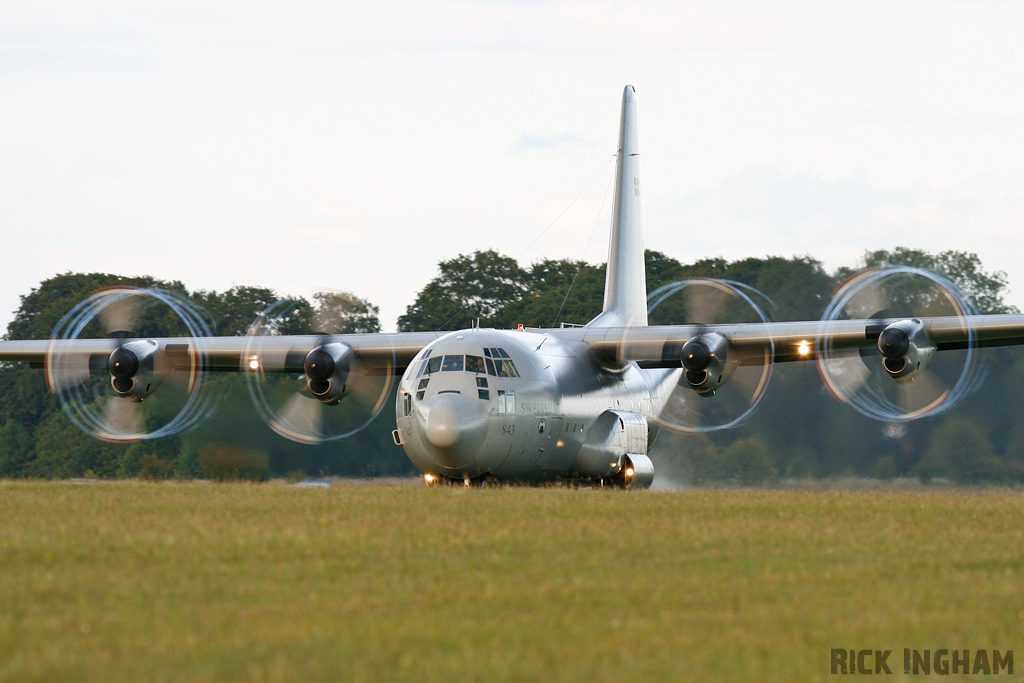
[441,355,464,372]
[493,359,520,378]
[482,348,519,376]
[466,355,485,373]
[419,352,515,377]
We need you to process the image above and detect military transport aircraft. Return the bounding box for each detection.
[1,86,1022,488]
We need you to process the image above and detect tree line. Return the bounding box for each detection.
[1,248,1021,484]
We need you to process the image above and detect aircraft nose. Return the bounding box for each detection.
[417,393,488,467]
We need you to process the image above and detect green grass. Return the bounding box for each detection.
[1,482,1022,682]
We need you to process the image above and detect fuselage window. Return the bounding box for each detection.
[441,355,464,372]
[485,358,496,376]
[476,377,488,388]
[403,393,412,416]
[466,355,485,373]
[426,356,442,374]
[497,389,516,414]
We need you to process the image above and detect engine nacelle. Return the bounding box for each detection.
[107,339,167,401]
[303,342,354,404]
[680,332,736,396]
[877,319,936,384]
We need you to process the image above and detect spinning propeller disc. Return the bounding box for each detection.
[643,278,775,434]
[816,266,982,422]
[47,286,214,442]
[244,292,396,445]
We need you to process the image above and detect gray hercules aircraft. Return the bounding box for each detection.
[2,86,1022,488]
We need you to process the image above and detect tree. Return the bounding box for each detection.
[0,420,34,478]
[718,438,778,485]
[840,248,1018,315]
[5,272,191,342]
[505,258,606,328]
[398,250,530,331]
[915,416,1002,483]
[310,292,381,334]
[192,286,291,337]
[28,410,126,479]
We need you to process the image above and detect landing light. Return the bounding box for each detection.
[625,468,635,478]
[424,474,436,485]
[797,341,810,356]
[248,357,260,370]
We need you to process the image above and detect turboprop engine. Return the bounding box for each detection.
[303,342,354,404]
[679,332,738,396]
[877,319,936,384]
[107,339,170,401]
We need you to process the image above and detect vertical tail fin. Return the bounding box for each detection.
[589,85,648,328]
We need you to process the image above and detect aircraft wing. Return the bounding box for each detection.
[2,315,1021,374]
[0,332,444,374]
[552,314,1024,367]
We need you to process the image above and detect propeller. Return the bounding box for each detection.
[244,292,396,445]
[47,287,214,442]
[642,278,775,434]
[816,266,982,422]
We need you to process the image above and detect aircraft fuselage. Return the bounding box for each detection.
[395,328,677,484]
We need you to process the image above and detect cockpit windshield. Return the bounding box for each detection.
[441,355,464,372]
[417,348,520,378]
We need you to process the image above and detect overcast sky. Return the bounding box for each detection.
[2,1,1022,334]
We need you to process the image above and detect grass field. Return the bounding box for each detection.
[1,481,1022,682]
